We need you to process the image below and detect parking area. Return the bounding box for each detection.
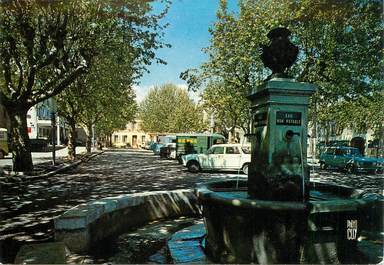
[0,146,87,169]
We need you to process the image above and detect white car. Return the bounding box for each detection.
[182,144,251,174]
[167,142,177,159]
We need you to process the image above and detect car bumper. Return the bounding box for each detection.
[355,166,382,173]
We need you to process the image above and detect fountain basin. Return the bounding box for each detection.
[54,190,200,253]
[196,179,383,264]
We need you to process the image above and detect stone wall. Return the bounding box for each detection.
[54,189,200,253]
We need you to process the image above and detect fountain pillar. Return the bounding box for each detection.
[247,78,316,200]
[239,28,316,263]
[196,27,380,264]
[247,28,316,201]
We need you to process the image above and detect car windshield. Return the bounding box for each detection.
[336,148,361,156]
[332,147,362,157]
[347,148,362,156]
[241,146,251,154]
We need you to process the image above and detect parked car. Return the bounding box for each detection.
[142,141,153,150]
[152,143,165,155]
[30,138,49,152]
[0,128,9,158]
[149,141,157,151]
[159,143,176,159]
[152,135,176,155]
[182,144,251,174]
[319,146,383,174]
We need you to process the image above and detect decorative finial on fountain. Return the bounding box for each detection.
[261,27,298,78]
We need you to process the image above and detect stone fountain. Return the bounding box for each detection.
[28,27,380,265]
[195,28,383,264]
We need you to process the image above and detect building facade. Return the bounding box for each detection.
[26,99,66,145]
[111,120,156,148]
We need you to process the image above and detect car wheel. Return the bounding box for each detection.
[242,163,249,175]
[319,161,327,170]
[187,161,200,173]
[177,155,183,164]
[346,164,356,174]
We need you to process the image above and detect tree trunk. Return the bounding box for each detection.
[67,120,77,160]
[8,107,33,172]
[228,126,236,143]
[220,127,229,140]
[85,122,92,153]
[310,102,318,158]
[325,121,330,145]
[105,135,109,147]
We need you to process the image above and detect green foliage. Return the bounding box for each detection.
[139,84,207,133]
[0,0,94,108]
[54,0,170,155]
[325,91,384,135]
[56,39,138,140]
[0,0,169,109]
[202,81,250,134]
[182,0,383,136]
[0,0,169,169]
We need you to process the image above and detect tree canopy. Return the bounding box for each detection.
[0,0,169,170]
[55,32,139,158]
[182,0,383,137]
[139,84,207,133]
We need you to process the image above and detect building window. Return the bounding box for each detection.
[114,135,119,143]
[123,135,127,143]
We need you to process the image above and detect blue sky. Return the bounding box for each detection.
[135,0,238,101]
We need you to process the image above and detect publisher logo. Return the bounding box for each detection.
[347,219,358,240]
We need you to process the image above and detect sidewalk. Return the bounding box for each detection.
[0,146,87,169]
[0,146,98,180]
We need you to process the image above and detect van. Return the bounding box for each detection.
[0,128,9,158]
[176,133,226,163]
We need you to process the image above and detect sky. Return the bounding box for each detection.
[135,0,239,102]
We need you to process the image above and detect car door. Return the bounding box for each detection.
[223,146,241,169]
[322,147,335,166]
[207,146,225,169]
[333,148,348,168]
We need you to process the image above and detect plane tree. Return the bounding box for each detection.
[55,31,140,159]
[77,61,137,155]
[139,83,207,133]
[182,0,383,140]
[56,70,137,159]
[201,81,251,139]
[0,0,169,170]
